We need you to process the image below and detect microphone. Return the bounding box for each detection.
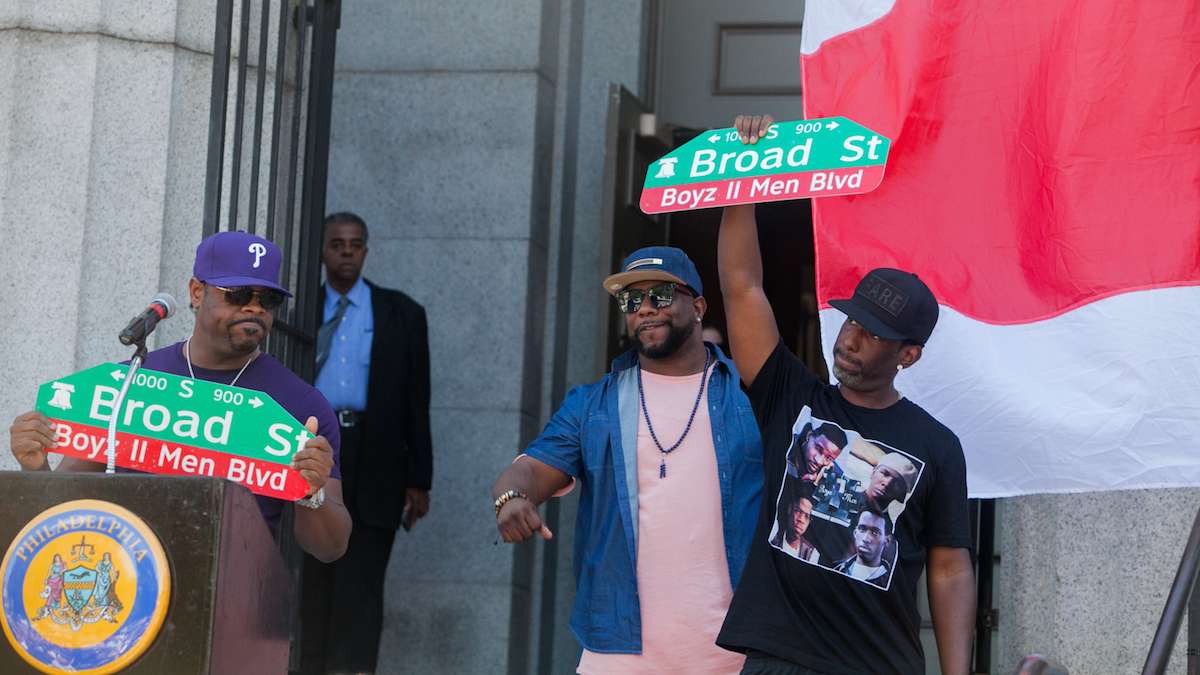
[118,293,177,346]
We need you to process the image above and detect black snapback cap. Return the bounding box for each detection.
[829,268,939,345]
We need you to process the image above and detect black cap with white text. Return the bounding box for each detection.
[829,268,939,345]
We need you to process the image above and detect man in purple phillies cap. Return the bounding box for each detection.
[9,231,352,563]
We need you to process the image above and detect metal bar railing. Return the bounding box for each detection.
[1189,583,1198,675]
[975,499,997,673]
[277,1,309,374]
[280,1,308,299]
[264,0,289,243]
[247,0,272,233]
[293,0,340,383]
[227,0,253,229]
[1143,505,1200,674]
[202,0,235,235]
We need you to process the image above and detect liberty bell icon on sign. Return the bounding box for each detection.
[654,157,677,179]
[48,382,75,411]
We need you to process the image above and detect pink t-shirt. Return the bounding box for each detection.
[577,365,744,675]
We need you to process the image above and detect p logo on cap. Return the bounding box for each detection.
[248,242,267,269]
[192,231,292,296]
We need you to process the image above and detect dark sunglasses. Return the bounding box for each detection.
[211,285,286,311]
[615,282,693,314]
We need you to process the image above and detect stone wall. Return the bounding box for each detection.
[0,2,222,470]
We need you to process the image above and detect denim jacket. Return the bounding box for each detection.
[524,343,763,653]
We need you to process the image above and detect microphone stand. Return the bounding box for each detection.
[106,340,148,474]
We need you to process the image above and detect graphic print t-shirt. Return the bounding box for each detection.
[716,342,970,675]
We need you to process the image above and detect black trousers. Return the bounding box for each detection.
[322,421,398,673]
[323,522,396,672]
[741,651,831,675]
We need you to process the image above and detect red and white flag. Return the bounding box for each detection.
[802,1,1200,497]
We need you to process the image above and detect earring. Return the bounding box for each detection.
[896,363,904,372]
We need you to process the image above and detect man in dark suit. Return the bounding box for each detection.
[314,211,432,674]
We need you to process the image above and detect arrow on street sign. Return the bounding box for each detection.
[36,364,313,501]
[639,116,891,215]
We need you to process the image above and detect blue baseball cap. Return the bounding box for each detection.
[602,246,703,297]
[192,231,292,296]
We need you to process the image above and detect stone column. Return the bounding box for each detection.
[326,1,564,671]
[999,489,1200,674]
[0,2,219,469]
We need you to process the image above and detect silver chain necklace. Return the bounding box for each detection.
[184,337,257,387]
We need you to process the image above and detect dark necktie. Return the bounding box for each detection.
[315,295,350,374]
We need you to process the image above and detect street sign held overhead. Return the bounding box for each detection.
[639,117,891,214]
[36,364,314,501]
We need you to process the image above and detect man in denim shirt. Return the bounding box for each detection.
[491,247,763,674]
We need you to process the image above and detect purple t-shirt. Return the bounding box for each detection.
[140,341,341,530]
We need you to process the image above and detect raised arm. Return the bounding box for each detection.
[718,114,782,386]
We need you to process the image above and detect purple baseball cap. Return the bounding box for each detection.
[192,231,292,296]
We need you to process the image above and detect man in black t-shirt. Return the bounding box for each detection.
[714,114,976,675]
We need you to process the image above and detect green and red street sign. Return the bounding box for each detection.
[36,364,313,501]
[639,117,891,214]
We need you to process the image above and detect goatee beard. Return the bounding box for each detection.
[832,362,867,388]
[227,327,266,355]
[636,317,694,359]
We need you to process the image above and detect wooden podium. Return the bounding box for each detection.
[0,473,292,674]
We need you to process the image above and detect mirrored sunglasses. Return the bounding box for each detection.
[616,282,692,314]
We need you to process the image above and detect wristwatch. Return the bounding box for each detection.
[297,487,326,510]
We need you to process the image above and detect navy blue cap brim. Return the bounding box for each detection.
[204,275,293,297]
[828,298,910,342]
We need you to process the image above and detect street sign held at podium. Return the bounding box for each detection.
[35,364,313,501]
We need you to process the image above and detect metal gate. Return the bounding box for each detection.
[202,0,340,381]
[201,1,341,670]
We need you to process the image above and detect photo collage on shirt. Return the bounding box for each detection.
[767,406,926,591]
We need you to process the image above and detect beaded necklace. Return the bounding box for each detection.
[637,347,711,479]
